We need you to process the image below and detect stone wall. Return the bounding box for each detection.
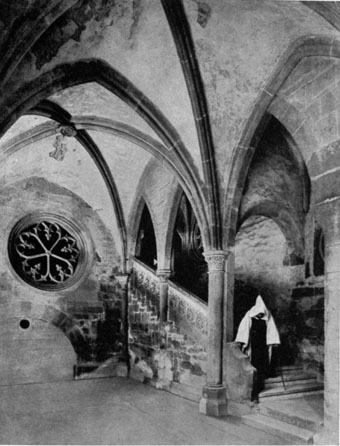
[234,214,324,372]
[0,177,126,384]
[235,215,305,365]
[290,284,324,377]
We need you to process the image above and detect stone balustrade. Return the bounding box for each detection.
[168,280,208,339]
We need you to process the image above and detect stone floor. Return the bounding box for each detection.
[0,376,293,445]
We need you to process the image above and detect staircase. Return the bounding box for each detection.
[241,366,324,444]
[74,355,128,379]
[259,365,323,400]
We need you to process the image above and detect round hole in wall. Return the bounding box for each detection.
[19,319,30,329]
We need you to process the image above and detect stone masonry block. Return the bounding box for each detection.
[315,110,338,147]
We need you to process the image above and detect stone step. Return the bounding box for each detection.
[74,358,127,380]
[259,382,324,400]
[259,401,323,431]
[266,371,316,384]
[260,389,324,402]
[265,377,317,390]
[241,413,314,444]
[280,365,303,371]
[280,365,303,372]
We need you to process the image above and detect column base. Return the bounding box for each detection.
[199,385,228,417]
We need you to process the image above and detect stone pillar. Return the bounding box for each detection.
[157,269,171,323]
[224,248,234,342]
[199,250,228,417]
[223,248,235,386]
[116,274,130,365]
[313,200,340,445]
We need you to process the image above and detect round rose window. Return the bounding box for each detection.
[8,214,87,290]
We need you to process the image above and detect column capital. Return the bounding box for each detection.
[204,250,229,272]
[157,269,172,282]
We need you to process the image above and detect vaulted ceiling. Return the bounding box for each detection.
[0,0,338,256]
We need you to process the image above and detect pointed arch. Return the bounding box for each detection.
[162,185,185,271]
[223,35,340,249]
[0,118,127,271]
[239,203,305,265]
[128,195,158,270]
[0,59,212,251]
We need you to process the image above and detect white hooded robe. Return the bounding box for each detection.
[235,295,280,362]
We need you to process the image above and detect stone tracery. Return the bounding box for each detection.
[9,218,83,289]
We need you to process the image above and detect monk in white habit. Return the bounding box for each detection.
[235,295,280,401]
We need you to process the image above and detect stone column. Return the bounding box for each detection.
[223,248,235,386]
[199,250,228,417]
[116,274,130,365]
[224,248,234,342]
[157,269,171,323]
[313,199,340,445]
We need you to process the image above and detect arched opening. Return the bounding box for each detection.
[234,215,299,366]
[171,193,207,300]
[135,204,157,270]
[231,113,324,402]
[312,225,325,278]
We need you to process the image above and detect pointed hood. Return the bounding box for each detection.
[235,294,281,347]
[248,295,270,320]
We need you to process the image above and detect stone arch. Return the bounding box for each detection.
[134,200,158,270]
[0,301,77,384]
[170,191,208,301]
[268,96,319,172]
[0,59,212,250]
[1,117,127,271]
[128,164,186,272]
[270,113,312,214]
[42,305,85,359]
[239,203,305,265]
[234,214,300,365]
[223,35,340,250]
[236,113,311,263]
